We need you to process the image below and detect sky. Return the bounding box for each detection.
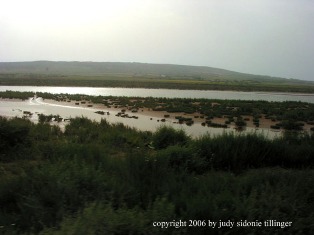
[1,0,314,81]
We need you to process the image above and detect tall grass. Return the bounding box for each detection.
[0,117,314,234]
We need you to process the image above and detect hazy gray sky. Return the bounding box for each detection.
[1,0,314,80]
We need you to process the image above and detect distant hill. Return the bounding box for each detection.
[1,61,314,90]
[0,61,298,82]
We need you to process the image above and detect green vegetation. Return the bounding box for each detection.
[0,90,34,100]
[1,61,314,92]
[0,116,314,234]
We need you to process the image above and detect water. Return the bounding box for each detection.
[1,85,311,137]
[0,96,279,138]
[1,86,314,103]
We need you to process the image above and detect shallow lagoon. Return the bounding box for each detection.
[1,86,314,103]
[0,97,280,138]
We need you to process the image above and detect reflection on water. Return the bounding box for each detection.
[0,97,280,138]
[1,86,314,103]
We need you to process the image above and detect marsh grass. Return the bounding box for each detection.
[0,117,314,234]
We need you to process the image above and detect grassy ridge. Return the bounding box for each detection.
[0,117,314,234]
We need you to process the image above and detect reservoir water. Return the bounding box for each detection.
[1,86,314,103]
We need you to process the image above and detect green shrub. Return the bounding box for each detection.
[152,126,190,149]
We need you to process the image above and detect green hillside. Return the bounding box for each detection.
[0,61,314,92]
[0,61,290,80]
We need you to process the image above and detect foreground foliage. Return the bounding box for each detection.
[0,117,314,234]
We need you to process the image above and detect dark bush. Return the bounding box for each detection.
[152,126,190,149]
